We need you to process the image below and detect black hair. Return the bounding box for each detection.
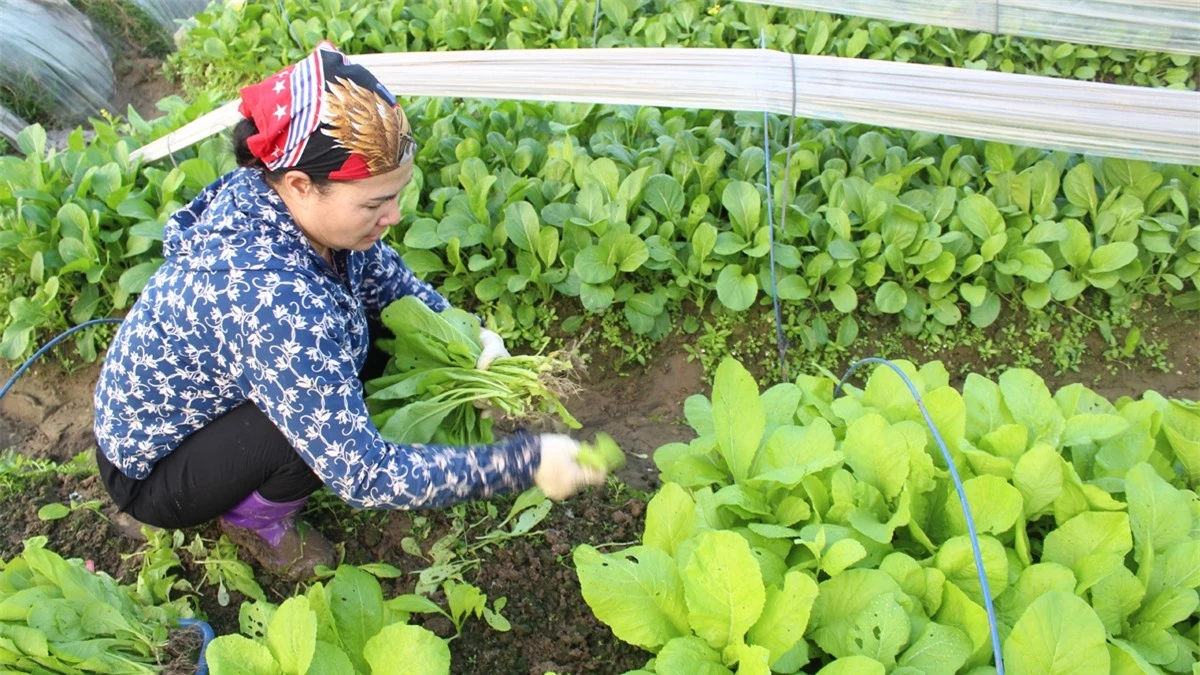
[231,118,331,191]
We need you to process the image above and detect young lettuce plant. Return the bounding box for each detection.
[0,537,189,672]
[577,432,627,472]
[205,565,469,675]
[575,358,1200,674]
[365,296,580,445]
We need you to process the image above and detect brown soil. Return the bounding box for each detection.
[329,488,652,675]
[438,490,649,674]
[110,56,184,121]
[571,348,705,493]
[867,302,1199,401]
[0,361,101,463]
[0,472,127,574]
[719,301,1198,403]
[1065,303,1197,401]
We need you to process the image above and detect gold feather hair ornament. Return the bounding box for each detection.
[321,76,415,175]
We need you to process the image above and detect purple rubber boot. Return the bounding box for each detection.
[219,491,335,580]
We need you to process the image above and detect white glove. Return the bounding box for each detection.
[534,434,607,501]
[476,328,510,370]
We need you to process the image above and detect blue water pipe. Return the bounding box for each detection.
[178,618,215,674]
[750,34,1004,672]
[759,29,791,382]
[836,357,1006,675]
[0,317,216,672]
[0,318,123,401]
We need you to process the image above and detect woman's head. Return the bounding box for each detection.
[234,42,415,255]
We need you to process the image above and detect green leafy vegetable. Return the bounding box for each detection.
[205,565,484,675]
[0,537,187,672]
[366,296,580,445]
[1003,592,1110,674]
[5,0,1198,368]
[577,358,1200,673]
[578,432,626,471]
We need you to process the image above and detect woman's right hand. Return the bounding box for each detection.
[534,434,608,500]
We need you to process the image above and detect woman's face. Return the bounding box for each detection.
[277,163,414,257]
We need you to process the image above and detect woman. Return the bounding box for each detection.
[94,42,605,579]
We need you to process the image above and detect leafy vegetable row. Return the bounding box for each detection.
[0,534,505,674]
[2,0,1196,364]
[2,92,1195,363]
[206,564,509,675]
[393,97,1199,340]
[0,101,227,361]
[0,536,190,671]
[575,358,1200,673]
[170,0,1197,103]
[155,0,1200,345]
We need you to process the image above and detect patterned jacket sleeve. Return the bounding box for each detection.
[360,242,451,317]
[215,271,539,510]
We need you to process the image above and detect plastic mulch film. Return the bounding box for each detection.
[739,0,1200,55]
[0,0,114,123]
[125,0,209,34]
[132,48,1200,166]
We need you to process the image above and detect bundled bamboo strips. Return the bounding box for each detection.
[132,48,1200,166]
[741,0,1200,55]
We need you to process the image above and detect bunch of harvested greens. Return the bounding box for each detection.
[577,433,626,471]
[365,297,580,445]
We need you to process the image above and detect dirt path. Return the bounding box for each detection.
[0,361,100,463]
[109,56,185,120]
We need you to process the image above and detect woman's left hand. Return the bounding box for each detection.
[476,328,510,370]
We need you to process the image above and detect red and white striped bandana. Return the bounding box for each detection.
[238,41,414,180]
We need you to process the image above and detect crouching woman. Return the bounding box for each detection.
[93,42,603,579]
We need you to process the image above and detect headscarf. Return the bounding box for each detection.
[238,41,414,180]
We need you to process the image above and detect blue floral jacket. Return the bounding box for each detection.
[94,168,538,509]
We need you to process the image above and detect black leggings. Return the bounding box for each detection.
[96,320,393,529]
[97,403,324,528]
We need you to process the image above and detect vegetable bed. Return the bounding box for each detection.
[0,338,1195,674]
[577,358,1200,673]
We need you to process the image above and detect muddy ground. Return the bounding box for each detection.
[110,56,185,121]
[0,302,1194,674]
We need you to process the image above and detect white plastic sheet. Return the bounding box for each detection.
[740,0,1200,55]
[126,0,209,34]
[0,0,114,123]
[132,48,1200,166]
[0,104,28,145]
